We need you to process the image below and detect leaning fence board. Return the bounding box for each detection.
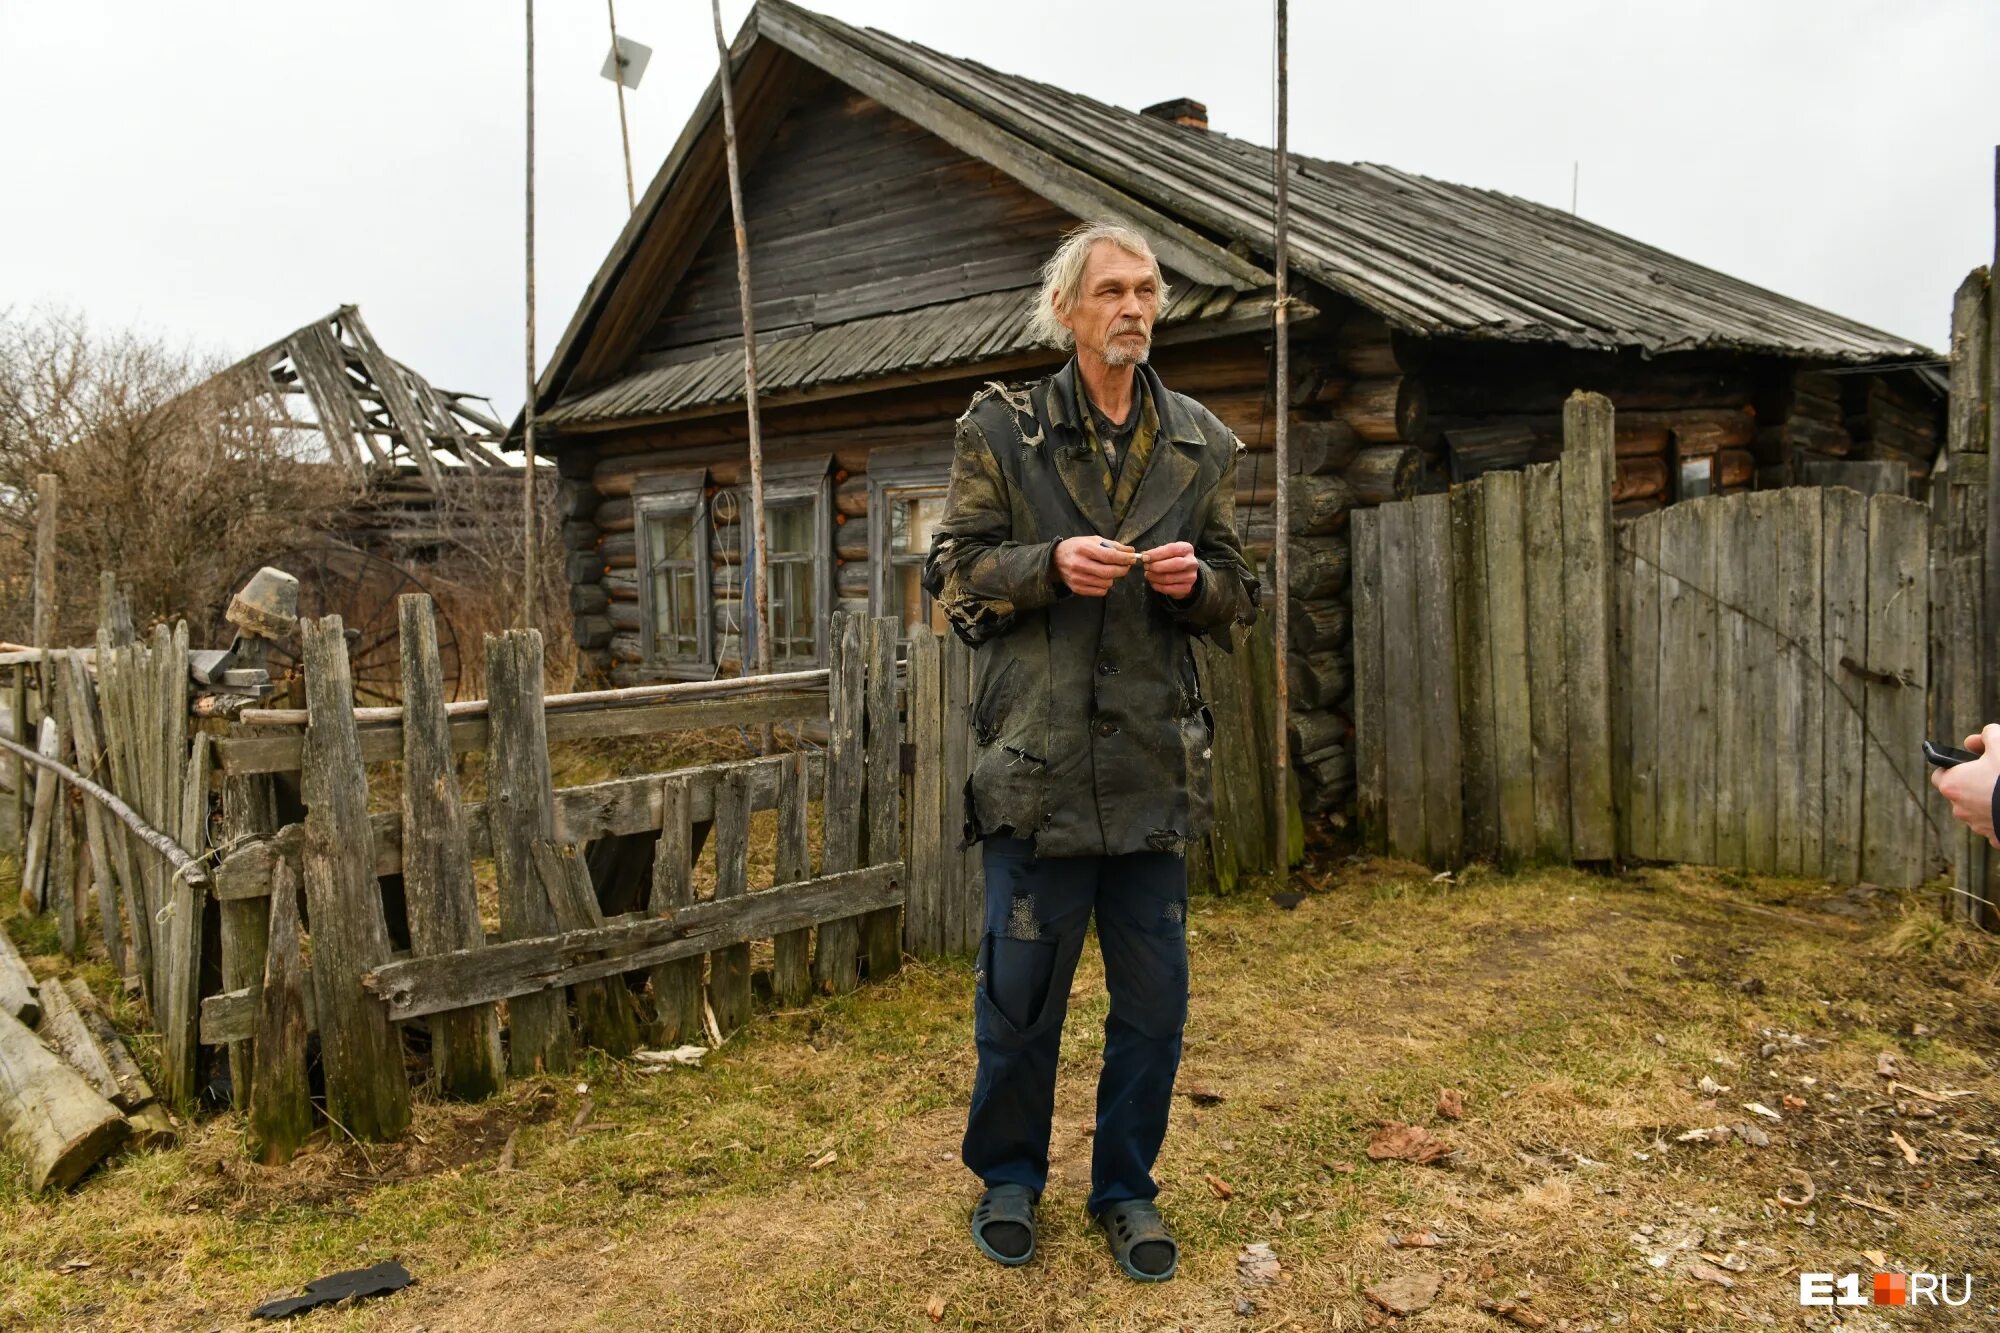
[1560,394,1617,859]
[1482,471,1534,859]
[156,731,209,1109]
[1774,489,1825,875]
[704,769,754,1038]
[398,595,504,1101]
[771,754,813,1001]
[60,655,121,969]
[903,632,944,952]
[19,717,57,915]
[248,857,313,1164]
[364,863,905,1021]
[1821,486,1869,884]
[814,614,867,992]
[486,629,574,1077]
[298,618,409,1140]
[531,840,642,1056]
[1449,485,1497,861]
[1523,462,1571,861]
[1654,502,1702,862]
[862,617,902,980]
[1861,495,1928,887]
[1412,494,1463,865]
[645,775,701,1044]
[1349,510,1386,849]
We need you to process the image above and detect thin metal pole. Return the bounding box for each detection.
[607,0,637,213]
[1270,0,1292,880]
[712,0,771,684]
[521,0,540,631]
[1984,147,2000,731]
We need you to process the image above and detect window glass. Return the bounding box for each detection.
[886,488,947,638]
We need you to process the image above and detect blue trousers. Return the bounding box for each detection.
[961,834,1190,1217]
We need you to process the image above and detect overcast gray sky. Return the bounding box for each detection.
[3,1,1994,418]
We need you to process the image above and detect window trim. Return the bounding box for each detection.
[867,445,954,636]
[633,469,712,669]
[739,455,833,669]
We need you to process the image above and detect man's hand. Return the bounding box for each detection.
[1053,536,1139,597]
[1140,541,1200,600]
[1932,723,2000,847]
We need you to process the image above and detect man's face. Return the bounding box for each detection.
[1055,241,1160,369]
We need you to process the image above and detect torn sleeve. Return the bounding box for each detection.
[922,415,1063,646]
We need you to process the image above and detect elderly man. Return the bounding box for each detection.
[923,222,1259,1281]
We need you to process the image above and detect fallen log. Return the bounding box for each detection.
[0,1006,129,1191]
[60,980,172,1149]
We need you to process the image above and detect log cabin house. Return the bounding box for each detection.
[527,0,1941,817]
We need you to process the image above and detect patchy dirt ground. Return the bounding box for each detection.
[4,859,1999,1331]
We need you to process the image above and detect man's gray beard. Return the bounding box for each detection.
[1102,334,1151,368]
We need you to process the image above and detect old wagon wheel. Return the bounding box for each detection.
[220,545,463,706]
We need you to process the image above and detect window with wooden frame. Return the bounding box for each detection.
[634,469,711,669]
[735,456,833,669]
[867,442,955,641]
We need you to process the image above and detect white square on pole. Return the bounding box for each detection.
[601,35,652,90]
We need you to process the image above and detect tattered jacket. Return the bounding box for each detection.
[922,358,1260,858]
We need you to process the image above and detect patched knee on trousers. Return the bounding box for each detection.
[1162,898,1184,925]
[979,929,1061,1037]
[1006,894,1038,941]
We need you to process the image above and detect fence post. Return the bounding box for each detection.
[62,654,123,973]
[646,774,702,1041]
[703,768,754,1036]
[298,617,409,1139]
[862,616,901,980]
[771,753,813,998]
[1349,511,1385,852]
[248,855,313,1164]
[1560,392,1617,860]
[904,631,943,955]
[813,612,865,991]
[399,595,504,1100]
[486,629,574,1075]
[1943,266,1995,923]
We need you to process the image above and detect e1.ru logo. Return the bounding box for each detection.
[1800,1272,1972,1307]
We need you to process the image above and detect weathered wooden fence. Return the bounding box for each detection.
[197,607,942,1157]
[1354,392,1938,889]
[1352,393,1617,867]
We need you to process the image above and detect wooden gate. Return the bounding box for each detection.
[1353,392,1937,887]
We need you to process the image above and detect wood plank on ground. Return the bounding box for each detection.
[1523,462,1571,861]
[1482,471,1534,860]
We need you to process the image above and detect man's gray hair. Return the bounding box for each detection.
[1026,222,1173,350]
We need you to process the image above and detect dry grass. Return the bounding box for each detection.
[4,859,1999,1331]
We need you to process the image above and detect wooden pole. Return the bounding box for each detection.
[1270,0,1292,880]
[711,0,772,685]
[520,0,540,632]
[0,731,208,888]
[1986,146,2000,733]
[607,0,637,214]
[32,473,57,654]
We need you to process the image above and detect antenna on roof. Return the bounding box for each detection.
[521,0,539,630]
[1572,161,1579,215]
[601,1,651,214]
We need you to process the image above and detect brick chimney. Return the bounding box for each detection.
[1140,97,1208,131]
